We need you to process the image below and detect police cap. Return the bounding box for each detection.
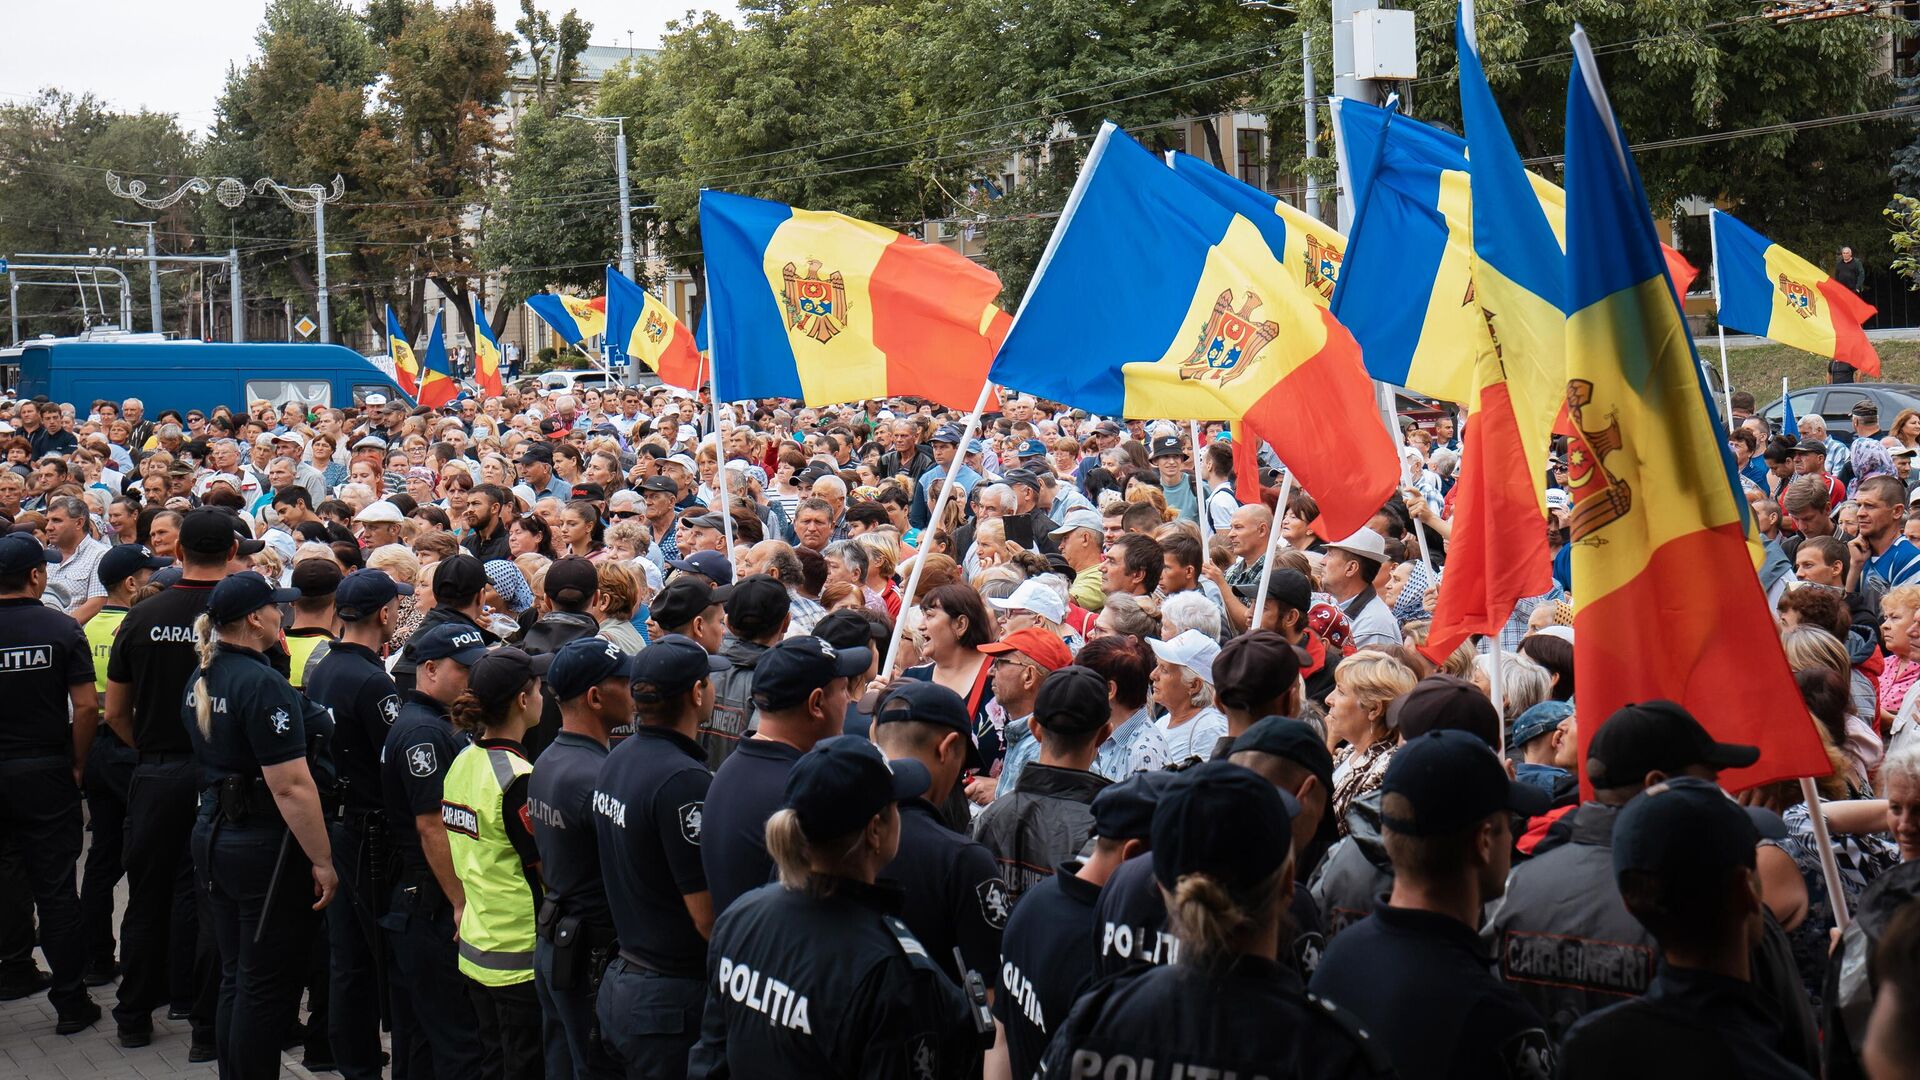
[751,636,871,711]
[97,544,169,587]
[406,623,489,666]
[468,646,553,702]
[1152,761,1296,891]
[1229,715,1335,794]
[873,680,983,770]
[544,637,629,702]
[1379,730,1549,837]
[783,735,929,841]
[1611,776,1786,885]
[0,533,58,575]
[630,634,731,703]
[1092,770,1175,842]
[207,571,300,625]
[334,568,414,621]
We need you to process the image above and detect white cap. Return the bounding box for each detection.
[254,433,277,448]
[666,453,698,473]
[1531,624,1574,644]
[1147,629,1222,685]
[363,393,388,406]
[1325,527,1387,562]
[988,579,1067,625]
[1544,488,1572,514]
[355,500,405,524]
[272,430,307,447]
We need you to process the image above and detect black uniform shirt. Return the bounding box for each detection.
[108,578,219,754]
[0,596,92,759]
[1310,903,1557,1080]
[527,729,611,926]
[701,736,801,916]
[382,690,471,889]
[305,640,402,814]
[184,643,311,785]
[883,797,1008,987]
[1561,965,1814,1080]
[1094,849,1327,983]
[994,859,1100,1080]
[593,724,711,976]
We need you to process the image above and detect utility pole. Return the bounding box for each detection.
[568,113,635,282]
[254,177,347,343]
[114,220,161,333]
[1302,29,1320,221]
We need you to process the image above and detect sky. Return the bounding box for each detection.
[3,0,732,132]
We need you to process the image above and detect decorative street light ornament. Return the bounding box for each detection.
[105,171,250,210]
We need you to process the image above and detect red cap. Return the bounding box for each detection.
[978,627,1074,672]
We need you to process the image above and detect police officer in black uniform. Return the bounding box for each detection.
[381,622,490,1079]
[687,735,984,1079]
[305,568,412,1080]
[184,571,340,1077]
[869,680,1009,987]
[1040,760,1390,1079]
[996,771,1165,1079]
[590,633,731,1080]
[106,508,251,1053]
[0,532,102,1034]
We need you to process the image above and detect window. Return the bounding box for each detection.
[246,380,330,411]
[352,385,391,406]
[1237,128,1266,190]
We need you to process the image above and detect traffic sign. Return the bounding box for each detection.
[295,315,317,338]
[0,258,10,275]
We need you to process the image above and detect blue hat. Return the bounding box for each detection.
[151,566,184,589]
[0,533,58,575]
[1017,437,1048,459]
[965,438,986,455]
[1509,700,1575,748]
[1152,761,1297,890]
[544,637,631,701]
[751,635,872,711]
[1381,730,1550,836]
[667,549,734,586]
[1092,770,1176,842]
[783,735,929,841]
[406,623,490,666]
[630,633,732,702]
[334,569,415,621]
[1612,776,1786,884]
[931,423,964,444]
[97,544,170,587]
[207,571,300,625]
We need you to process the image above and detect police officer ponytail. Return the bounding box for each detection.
[191,611,221,739]
[765,808,873,896]
[1165,857,1292,971]
[446,689,498,737]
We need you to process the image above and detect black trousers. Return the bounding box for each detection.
[595,958,703,1080]
[114,758,217,1040]
[0,830,37,982]
[193,814,314,1080]
[326,817,388,1080]
[382,882,490,1080]
[468,977,544,1080]
[0,755,90,1015]
[80,732,136,969]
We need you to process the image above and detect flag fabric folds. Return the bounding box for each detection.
[471,299,504,398]
[417,311,457,409]
[386,306,419,399]
[989,122,1398,538]
[525,292,607,347]
[699,190,1010,409]
[1783,384,1800,439]
[1713,209,1880,377]
[605,267,702,390]
[1564,34,1829,792]
[1167,152,1347,308]
[1424,23,1557,660]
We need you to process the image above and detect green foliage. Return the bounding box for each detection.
[1887,193,1920,290]
[476,106,619,307]
[514,0,592,109]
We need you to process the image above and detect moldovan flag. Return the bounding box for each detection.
[699,190,1010,409]
[605,267,702,390]
[471,298,504,398]
[1712,209,1879,376]
[1564,33,1829,792]
[417,312,458,409]
[525,292,607,346]
[1425,22,1556,661]
[386,306,419,398]
[1166,151,1347,308]
[990,122,1398,538]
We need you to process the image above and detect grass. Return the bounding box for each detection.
[1713,339,1920,399]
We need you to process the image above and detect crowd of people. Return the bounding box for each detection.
[0,377,1917,1079]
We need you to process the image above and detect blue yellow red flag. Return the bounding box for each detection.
[525,292,607,346]
[417,311,457,409]
[1713,209,1879,377]
[471,298,504,398]
[699,190,1010,410]
[1166,151,1346,309]
[1563,30,1829,792]
[989,122,1398,538]
[605,267,703,390]
[386,306,419,399]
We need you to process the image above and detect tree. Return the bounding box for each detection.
[475,107,620,312]
[515,0,592,110]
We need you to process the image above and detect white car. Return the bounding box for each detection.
[535,367,660,395]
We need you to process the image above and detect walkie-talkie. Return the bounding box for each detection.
[953,947,995,1047]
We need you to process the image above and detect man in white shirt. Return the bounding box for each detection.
[1322,527,1403,648]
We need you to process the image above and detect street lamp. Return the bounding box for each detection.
[566,113,635,282]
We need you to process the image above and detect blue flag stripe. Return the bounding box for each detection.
[700,190,802,401]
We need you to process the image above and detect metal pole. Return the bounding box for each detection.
[614,118,635,283]
[144,223,161,333]
[1332,0,1362,229]
[315,198,331,343]
[8,279,16,345]
[1190,419,1211,545]
[1303,29,1321,222]
[230,249,245,343]
[1250,471,1296,630]
[882,379,996,677]
[1491,633,1506,756]
[1708,210,1732,423]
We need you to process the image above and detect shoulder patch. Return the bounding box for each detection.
[677,801,704,845]
[1292,929,1326,981]
[976,878,1010,930]
[1501,1027,1557,1080]
[405,742,438,777]
[379,694,401,725]
[907,1032,939,1080]
[268,707,292,735]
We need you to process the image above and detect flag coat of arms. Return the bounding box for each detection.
[525,292,607,346]
[1564,33,1829,792]
[471,298,504,398]
[989,121,1398,538]
[386,306,419,399]
[699,190,1011,409]
[1166,151,1347,306]
[417,311,458,409]
[1712,209,1879,377]
[605,267,703,390]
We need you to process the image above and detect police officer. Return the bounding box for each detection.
[305,568,411,1080]
[687,736,984,1079]
[996,771,1164,1079]
[184,571,340,1077]
[1040,761,1390,1079]
[534,636,654,1080]
[0,532,102,1034]
[869,680,1009,987]
[443,647,549,1080]
[283,559,340,689]
[1310,731,1554,1080]
[381,622,490,1078]
[79,543,170,988]
[107,508,250,1052]
[390,555,496,693]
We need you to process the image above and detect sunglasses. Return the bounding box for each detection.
[609,511,640,520]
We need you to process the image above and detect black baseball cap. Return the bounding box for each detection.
[651,575,733,631]
[1001,468,1041,492]
[874,680,983,770]
[97,543,169,587]
[725,574,790,638]
[1148,435,1184,460]
[405,623,490,666]
[751,635,872,711]
[1230,715,1336,795]
[1152,761,1297,890]
[1033,666,1111,736]
[334,568,414,620]
[1380,729,1549,836]
[1212,631,1302,711]
[1092,770,1175,842]
[544,556,600,606]
[432,554,487,602]
[1232,568,1313,613]
[668,550,734,585]
[570,482,606,502]
[544,637,629,701]
[630,633,732,702]
[291,558,342,598]
[179,508,249,558]
[783,735,929,841]
[207,571,300,625]
[1611,776,1786,885]
[519,443,555,464]
[1390,674,1500,746]
[812,607,877,652]
[640,475,678,495]
[468,646,554,701]
[1585,700,1759,789]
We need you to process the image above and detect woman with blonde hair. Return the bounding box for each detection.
[1781,623,1885,792]
[1325,650,1418,828]
[1882,584,1920,760]
[594,560,647,655]
[1124,482,1176,523]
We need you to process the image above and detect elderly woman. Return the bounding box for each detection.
[1148,629,1228,763]
[594,561,648,656]
[1469,650,1552,719]
[1883,585,1920,758]
[1326,650,1419,829]
[1159,590,1221,643]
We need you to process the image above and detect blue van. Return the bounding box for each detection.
[13,341,414,415]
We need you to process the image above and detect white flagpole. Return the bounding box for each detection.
[1490,633,1507,758]
[1799,777,1852,930]
[705,352,735,556]
[1250,471,1296,631]
[1189,419,1211,545]
[881,380,995,676]
[1709,209,1734,424]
